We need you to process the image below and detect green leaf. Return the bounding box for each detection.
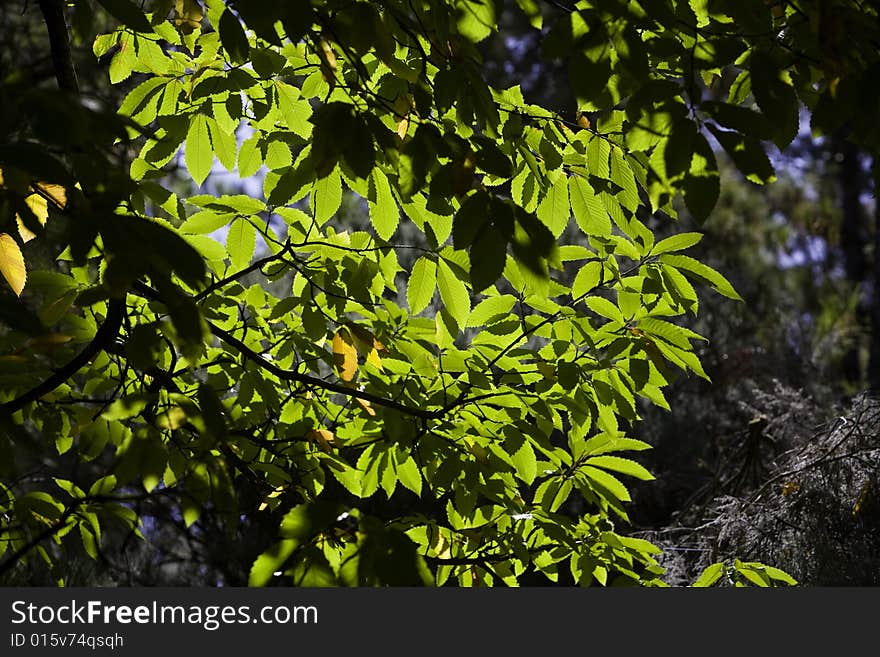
[268,160,314,206]
[227,218,256,271]
[659,254,742,301]
[570,176,610,236]
[651,232,703,256]
[101,394,150,421]
[580,465,631,503]
[249,540,296,586]
[584,455,654,481]
[535,477,573,513]
[275,81,312,139]
[609,148,640,213]
[79,524,98,559]
[707,125,776,185]
[750,51,800,150]
[88,475,117,497]
[701,101,773,141]
[185,114,214,187]
[514,0,542,28]
[311,167,342,225]
[197,383,227,441]
[237,133,262,178]
[510,439,537,485]
[219,8,250,64]
[763,565,798,585]
[397,456,422,496]
[207,117,237,173]
[407,256,437,314]
[369,169,399,241]
[468,294,516,327]
[681,133,719,224]
[324,455,362,496]
[437,257,470,329]
[586,296,624,324]
[692,562,725,587]
[469,226,507,293]
[265,141,292,171]
[689,0,710,27]
[452,191,490,250]
[456,0,497,43]
[536,173,570,237]
[180,210,232,235]
[736,562,770,587]
[572,260,603,298]
[0,233,26,297]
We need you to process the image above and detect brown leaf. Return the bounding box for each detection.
[355,397,376,416]
[306,428,337,452]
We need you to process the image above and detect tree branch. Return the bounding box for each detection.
[132,281,440,419]
[0,299,125,417]
[37,0,79,94]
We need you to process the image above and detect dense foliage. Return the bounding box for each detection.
[4,0,876,587]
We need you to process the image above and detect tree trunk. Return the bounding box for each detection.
[836,138,868,385]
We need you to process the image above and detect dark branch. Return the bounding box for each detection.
[0,299,125,416]
[37,0,79,94]
[132,281,440,419]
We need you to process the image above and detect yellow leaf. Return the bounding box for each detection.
[19,183,66,242]
[0,169,66,243]
[345,323,386,372]
[365,348,383,370]
[174,0,203,34]
[306,428,337,452]
[396,115,409,140]
[157,406,187,430]
[332,327,358,382]
[318,38,337,84]
[319,38,337,72]
[429,525,451,559]
[258,487,286,511]
[0,233,27,296]
[355,397,376,416]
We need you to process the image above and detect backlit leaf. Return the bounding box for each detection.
[369,169,399,240]
[659,254,742,301]
[227,218,256,271]
[0,233,26,296]
[651,232,703,256]
[408,256,437,314]
[692,562,725,587]
[185,114,214,187]
[570,176,610,236]
[536,173,570,237]
[311,167,342,225]
[437,257,470,329]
